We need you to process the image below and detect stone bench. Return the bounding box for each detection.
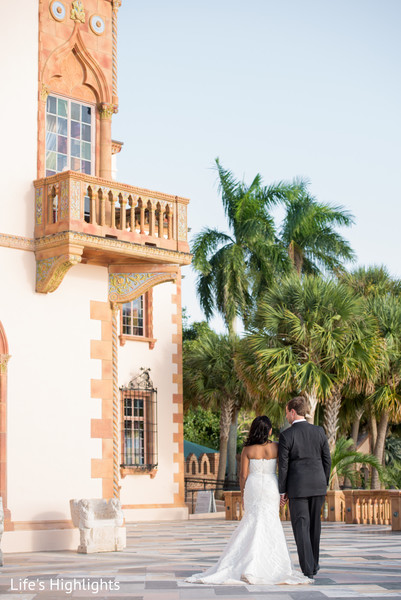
[70,498,126,553]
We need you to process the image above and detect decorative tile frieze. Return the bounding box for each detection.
[35,187,44,225]
[70,179,81,220]
[0,234,35,252]
[178,203,187,241]
[34,231,192,265]
[59,180,69,221]
[36,254,82,293]
[109,272,177,303]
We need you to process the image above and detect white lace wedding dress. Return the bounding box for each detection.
[186,458,312,585]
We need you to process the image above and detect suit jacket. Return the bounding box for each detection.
[278,421,331,498]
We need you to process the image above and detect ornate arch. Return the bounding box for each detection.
[0,321,8,356]
[108,268,178,304]
[42,23,111,104]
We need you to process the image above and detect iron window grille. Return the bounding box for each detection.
[120,368,157,471]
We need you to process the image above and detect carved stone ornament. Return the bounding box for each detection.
[70,0,85,23]
[50,0,66,21]
[36,254,82,294]
[40,83,49,103]
[109,272,177,303]
[70,499,126,553]
[89,14,105,35]
[0,355,11,375]
[99,103,116,120]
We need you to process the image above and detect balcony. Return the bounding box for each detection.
[33,171,191,293]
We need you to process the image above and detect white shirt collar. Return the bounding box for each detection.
[292,418,306,424]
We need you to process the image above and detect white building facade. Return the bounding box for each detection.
[0,0,190,552]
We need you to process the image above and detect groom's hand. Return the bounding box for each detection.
[280,493,288,507]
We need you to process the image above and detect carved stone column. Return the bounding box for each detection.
[99,103,114,180]
[157,205,164,238]
[111,0,122,106]
[109,191,116,229]
[129,197,135,232]
[120,197,127,230]
[148,203,155,237]
[139,200,145,234]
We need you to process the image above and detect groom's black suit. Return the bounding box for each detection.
[278,420,331,578]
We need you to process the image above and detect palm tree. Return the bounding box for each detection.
[192,161,301,480]
[192,159,299,332]
[330,437,383,489]
[237,275,379,448]
[280,187,355,276]
[341,267,401,488]
[341,265,401,299]
[368,295,401,488]
[183,328,254,494]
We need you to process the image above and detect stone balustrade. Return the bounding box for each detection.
[34,171,190,258]
[343,490,401,529]
[223,491,291,522]
[224,489,401,531]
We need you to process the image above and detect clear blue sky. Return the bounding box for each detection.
[113,1,401,329]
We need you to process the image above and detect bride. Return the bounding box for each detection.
[186,416,312,585]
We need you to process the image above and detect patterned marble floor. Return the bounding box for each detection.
[0,520,400,599]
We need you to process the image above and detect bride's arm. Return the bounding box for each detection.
[240,448,250,509]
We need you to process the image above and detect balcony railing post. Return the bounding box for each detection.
[109,191,116,229]
[89,188,96,224]
[148,202,155,237]
[140,201,145,234]
[167,206,173,239]
[157,204,163,238]
[120,196,127,230]
[99,189,105,226]
[128,197,135,232]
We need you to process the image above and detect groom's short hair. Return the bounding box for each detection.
[287,396,307,416]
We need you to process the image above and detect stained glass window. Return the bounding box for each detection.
[45,95,94,177]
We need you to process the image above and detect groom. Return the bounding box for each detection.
[278,396,331,579]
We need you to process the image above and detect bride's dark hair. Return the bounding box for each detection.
[243,416,272,446]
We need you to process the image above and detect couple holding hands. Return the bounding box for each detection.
[187,396,331,586]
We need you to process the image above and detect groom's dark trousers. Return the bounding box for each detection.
[278,421,331,578]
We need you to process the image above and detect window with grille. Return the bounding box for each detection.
[45,94,94,177]
[121,369,157,471]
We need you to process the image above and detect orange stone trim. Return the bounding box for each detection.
[0,321,12,528]
[111,140,123,155]
[12,520,74,531]
[122,503,186,510]
[120,467,157,479]
[90,300,114,499]
[38,1,115,178]
[171,270,186,509]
